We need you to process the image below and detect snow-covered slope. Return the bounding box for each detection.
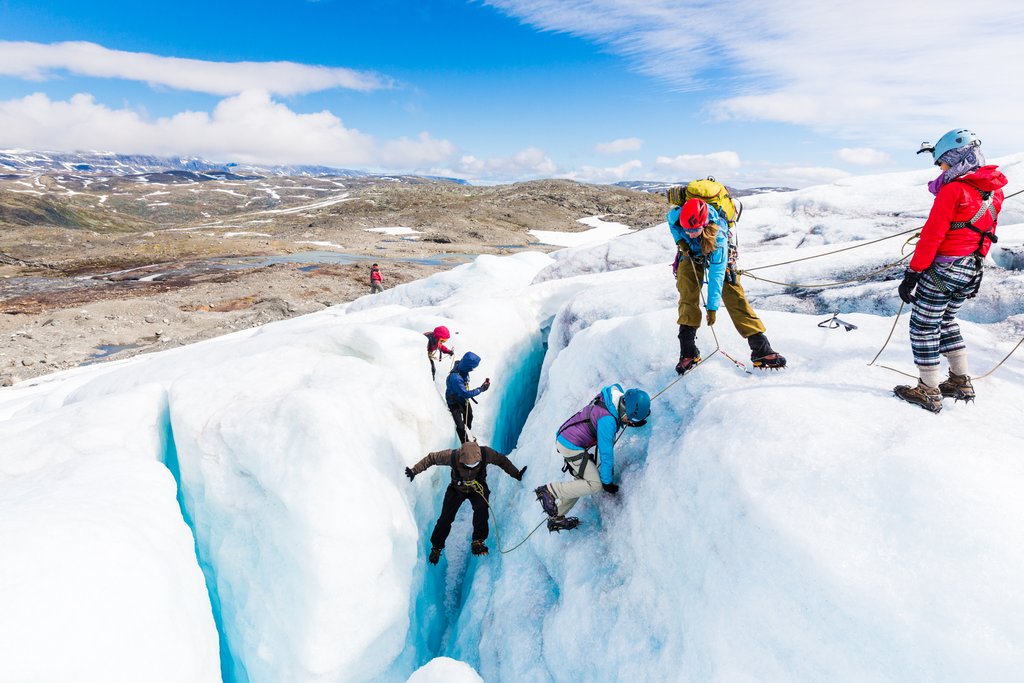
[1,158,1023,682]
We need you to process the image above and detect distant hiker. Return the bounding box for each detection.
[405,440,526,564]
[446,352,490,443]
[370,263,384,294]
[668,190,786,373]
[425,325,455,380]
[535,384,650,532]
[894,129,1007,413]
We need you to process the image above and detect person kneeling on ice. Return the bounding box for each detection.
[535,384,650,532]
[446,351,490,443]
[894,128,1006,413]
[668,194,786,374]
[425,325,455,380]
[405,440,526,564]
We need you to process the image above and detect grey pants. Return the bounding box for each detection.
[547,440,603,517]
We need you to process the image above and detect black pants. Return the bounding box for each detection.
[448,401,473,443]
[430,483,489,548]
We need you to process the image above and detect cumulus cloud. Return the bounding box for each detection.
[452,147,559,181]
[560,159,644,184]
[0,91,453,168]
[485,1,1024,151]
[655,150,742,175]
[0,41,388,96]
[595,137,643,153]
[837,147,891,166]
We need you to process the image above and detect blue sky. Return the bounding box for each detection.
[1,0,1022,187]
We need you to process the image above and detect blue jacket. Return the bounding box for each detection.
[556,384,624,485]
[446,352,483,406]
[667,203,730,311]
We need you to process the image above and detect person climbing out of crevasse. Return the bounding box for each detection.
[424,325,455,380]
[894,128,1006,413]
[406,440,526,564]
[668,194,786,374]
[446,351,490,443]
[535,384,650,532]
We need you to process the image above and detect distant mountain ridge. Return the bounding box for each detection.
[0,149,383,180]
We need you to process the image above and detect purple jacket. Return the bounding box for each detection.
[554,384,624,484]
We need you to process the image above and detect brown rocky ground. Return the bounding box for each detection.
[1,174,666,384]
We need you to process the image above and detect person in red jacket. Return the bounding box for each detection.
[369,263,384,294]
[424,325,454,379]
[894,129,1007,413]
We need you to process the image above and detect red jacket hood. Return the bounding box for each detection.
[957,165,1008,193]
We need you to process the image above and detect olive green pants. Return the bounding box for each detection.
[676,255,766,338]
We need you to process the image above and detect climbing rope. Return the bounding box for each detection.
[740,227,921,274]
[738,183,1022,277]
[464,479,547,555]
[738,234,919,289]
[867,300,1024,381]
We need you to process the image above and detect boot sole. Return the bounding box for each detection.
[893,389,942,413]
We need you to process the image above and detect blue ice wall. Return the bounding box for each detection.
[159,406,248,683]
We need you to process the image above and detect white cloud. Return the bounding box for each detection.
[0,91,453,168]
[655,150,742,175]
[452,147,559,180]
[736,164,851,188]
[837,147,891,166]
[485,1,1024,151]
[560,159,644,183]
[595,137,643,153]
[0,41,388,96]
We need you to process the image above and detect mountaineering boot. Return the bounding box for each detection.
[535,485,558,517]
[939,372,975,402]
[547,516,580,533]
[751,353,787,370]
[471,540,489,556]
[893,380,943,414]
[677,325,699,376]
[428,547,442,565]
[675,355,701,375]
[747,332,786,370]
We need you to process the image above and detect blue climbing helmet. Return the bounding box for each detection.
[917,128,981,164]
[619,388,651,425]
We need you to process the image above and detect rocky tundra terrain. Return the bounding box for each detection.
[0,164,666,384]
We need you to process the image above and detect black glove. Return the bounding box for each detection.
[513,465,527,481]
[444,349,454,356]
[602,483,619,494]
[405,467,415,482]
[898,270,922,304]
[479,378,491,392]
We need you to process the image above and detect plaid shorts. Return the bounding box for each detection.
[908,256,981,366]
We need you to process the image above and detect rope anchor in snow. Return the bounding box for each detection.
[818,312,858,332]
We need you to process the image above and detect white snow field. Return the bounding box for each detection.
[2,156,1024,682]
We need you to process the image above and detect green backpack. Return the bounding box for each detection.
[667,177,742,227]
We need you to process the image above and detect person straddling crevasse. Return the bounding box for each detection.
[445,351,490,443]
[424,325,455,380]
[668,197,786,374]
[535,384,650,532]
[370,263,384,294]
[405,440,526,564]
[894,128,1006,413]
